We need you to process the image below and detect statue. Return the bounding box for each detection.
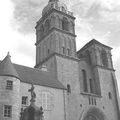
[40,106,44,120]
[20,84,44,120]
[28,84,36,102]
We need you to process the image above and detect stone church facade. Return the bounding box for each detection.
[0,0,120,120]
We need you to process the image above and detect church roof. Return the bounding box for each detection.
[0,53,20,79]
[0,54,66,90]
[77,39,112,53]
[14,64,66,89]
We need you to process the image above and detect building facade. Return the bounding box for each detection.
[0,0,120,120]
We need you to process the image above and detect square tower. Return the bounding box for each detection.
[35,0,76,68]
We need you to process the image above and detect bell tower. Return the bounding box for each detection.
[35,0,76,68]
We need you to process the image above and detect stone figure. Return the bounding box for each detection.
[28,84,36,101]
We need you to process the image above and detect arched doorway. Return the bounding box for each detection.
[82,107,105,120]
[84,114,98,120]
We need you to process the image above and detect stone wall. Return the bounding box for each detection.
[20,82,65,120]
[55,55,119,120]
[0,76,20,120]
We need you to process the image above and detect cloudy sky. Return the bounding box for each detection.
[0,0,120,92]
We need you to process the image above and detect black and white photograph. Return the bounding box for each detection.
[0,0,120,120]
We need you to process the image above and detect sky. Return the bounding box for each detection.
[0,0,120,93]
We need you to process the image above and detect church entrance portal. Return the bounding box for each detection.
[82,107,105,120]
[84,114,97,120]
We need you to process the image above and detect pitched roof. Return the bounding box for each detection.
[0,54,66,90]
[77,39,112,54]
[0,53,20,79]
[14,64,66,89]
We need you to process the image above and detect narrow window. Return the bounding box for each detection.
[67,84,71,93]
[22,96,28,105]
[67,48,71,56]
[69,21,74,34]
[108,92,112,99]
[6,81,13,90]
[89,97,91,105]
[101,50,108,67]
[55,2,58,9]
[62,17,69,31]
[91,98,94,105]
[48,49,50,55]
[94,99,97,105]
[4,105,12,117]
[62,47,65,54]
[89,79,94,93]
[82,70,88,92]
[86,50,92,65]
[45,19,50,33]
[40,25,44,38]
[62,6,65,12]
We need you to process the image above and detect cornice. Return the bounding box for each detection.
[95,64,115,71]
[35,52,80,68]
[80,92,102,98]
[36,8,76,28]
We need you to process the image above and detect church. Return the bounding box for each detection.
[0,0,120,120]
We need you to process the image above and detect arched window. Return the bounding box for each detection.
[89,79,94,93]
[82,69,88,92]
[45,19,50,33]
[55,2,58,9]
[62,17,69,31]
[85,50,92,65]
[67,48,71,56]
[70,21,74,34]
[101,49,108,67]
[56,16,61,28]
[61,38,66,54]
[67,84,71,93]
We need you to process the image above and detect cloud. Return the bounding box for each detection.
[11,0,120,48]
[70,0,120,48]
[11,0,48,34]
